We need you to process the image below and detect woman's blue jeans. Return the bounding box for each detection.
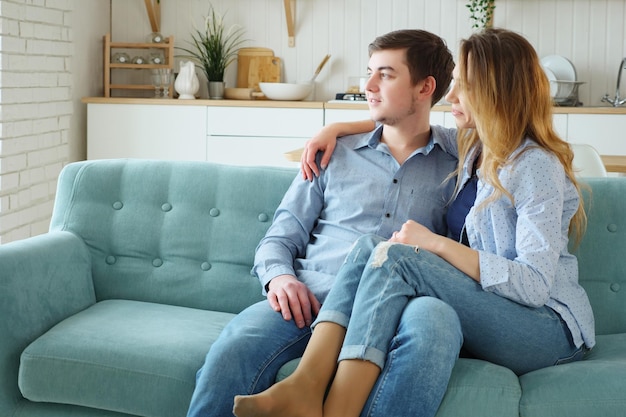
[315,234,584,379]
[186,297,462,417]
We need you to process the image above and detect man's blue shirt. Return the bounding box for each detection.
[253,124,458,302]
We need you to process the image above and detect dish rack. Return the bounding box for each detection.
[551,80,585,107]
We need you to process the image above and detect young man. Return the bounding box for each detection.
[186,29,458,417]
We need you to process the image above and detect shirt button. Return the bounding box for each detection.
[385,213,391,218]
[393,179,398,184]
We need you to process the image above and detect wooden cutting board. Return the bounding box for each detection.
[237,47,282,92]
[237,47,274,88]
[247,56,282,91]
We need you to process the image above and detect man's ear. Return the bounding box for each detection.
[419,75,437,97]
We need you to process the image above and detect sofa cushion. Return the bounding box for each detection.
[519,333,626,417]
[435,359,521,417]
[50,160,297,314]
[575,178,626,335]
[277,357,521,417]
[19,299,231,417]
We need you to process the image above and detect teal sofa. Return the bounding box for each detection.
[1,159,625,417]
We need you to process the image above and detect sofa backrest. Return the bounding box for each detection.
[50,159,298,314]
[50,161,626,332]
[574,177,626,335]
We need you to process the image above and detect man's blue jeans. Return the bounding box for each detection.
[186,257,463,417]
[316,234,584,378]
[186,300,311,417]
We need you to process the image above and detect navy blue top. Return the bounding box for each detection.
[446,174,478,245]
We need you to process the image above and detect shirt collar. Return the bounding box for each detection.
[350,124,441,157]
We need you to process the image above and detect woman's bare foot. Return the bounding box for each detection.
[232,375,323,417]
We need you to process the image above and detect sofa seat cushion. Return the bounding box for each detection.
[277,357,521,417]
[19,299,233,417]
[519,333,626,417]
[435,359,521,417]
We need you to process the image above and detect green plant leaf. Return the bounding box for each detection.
[175,4,247,82]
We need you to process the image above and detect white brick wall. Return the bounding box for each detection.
[0,0,73,244]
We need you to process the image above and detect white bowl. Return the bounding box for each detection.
[259,82,313,101]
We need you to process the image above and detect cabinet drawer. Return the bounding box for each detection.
[324,108,446,127]
[87,104,206,160]
[207,107,323,137]
[567,114,626,155]
[206,136,307,168]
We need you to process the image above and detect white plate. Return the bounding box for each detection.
[541,55,577,81]
[542,65,558,97]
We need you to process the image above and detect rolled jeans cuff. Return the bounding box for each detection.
[312,309,350,330]
[339,345,386,370]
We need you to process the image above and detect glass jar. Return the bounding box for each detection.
[112,52,131,64]
[147,32,164,43]
[149,52,165,65]
[131,55,147,65]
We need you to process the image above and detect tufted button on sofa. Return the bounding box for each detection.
[1,159,625,417]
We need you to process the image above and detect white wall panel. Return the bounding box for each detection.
[111,0,626,106]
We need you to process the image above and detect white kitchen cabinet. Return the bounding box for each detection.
[85,99,626,168]
[206,106,324,168]
[553,114,568,138]
[207,136,310,167]
[324,107,446,127]
[566,114,626,156]
[208,106,323,137]
[87,103,206,160]
[324,108,372,124]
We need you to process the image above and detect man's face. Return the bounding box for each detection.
[364,49,421,126]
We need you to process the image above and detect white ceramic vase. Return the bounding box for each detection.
[174,61,200,99]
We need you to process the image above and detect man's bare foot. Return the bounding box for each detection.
[232,376,323,417]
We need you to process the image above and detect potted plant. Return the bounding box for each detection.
[466,0,496,29]
[177,5,246,98]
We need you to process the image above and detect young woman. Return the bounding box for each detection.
[233,28,595,417]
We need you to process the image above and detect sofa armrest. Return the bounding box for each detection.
[0,231,95,415]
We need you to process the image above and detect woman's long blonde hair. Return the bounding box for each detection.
[453,28,586,243]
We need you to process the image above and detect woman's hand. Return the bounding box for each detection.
[390,220,437,249]
[300,120,377,181]
[301,125,338,181]
[391,220,481,282]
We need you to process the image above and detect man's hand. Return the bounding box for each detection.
[267,275,321,328]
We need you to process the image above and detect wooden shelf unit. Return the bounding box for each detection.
[103,33,174,98]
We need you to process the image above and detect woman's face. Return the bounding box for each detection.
[445,65,476,130]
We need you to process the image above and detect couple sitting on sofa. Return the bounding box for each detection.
[187,28,595,417]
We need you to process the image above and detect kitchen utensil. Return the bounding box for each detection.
[224,87,265,100]
[237,48,274,87]
[259,82,312,101]
[310,54,331,82]
[551,81,585,106]
[248,56,282,91]
[237,48,282,92]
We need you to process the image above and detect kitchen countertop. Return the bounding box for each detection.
[81,97,626,114]
[81,97,324,109]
